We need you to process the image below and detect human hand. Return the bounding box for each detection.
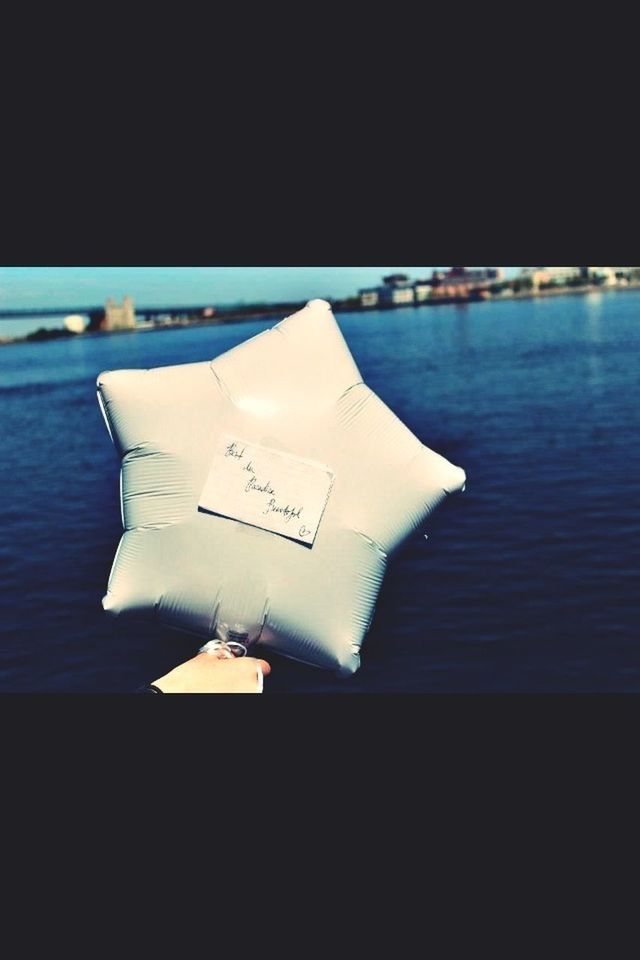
[152,652,271,693]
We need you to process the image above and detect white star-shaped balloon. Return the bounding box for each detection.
[97,299,465,676]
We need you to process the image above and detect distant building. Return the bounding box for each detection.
[520,267,581,288]
[359,273,415,308]
[359,268,503,308]
[584,267,618,286]
[431,267,502,298]
[413,280,433,303]
[103,296,136,330]
[359,287,380,308]
[379,274,414,306]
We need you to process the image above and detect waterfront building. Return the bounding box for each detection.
[359,287,380,308]
[359,268,502,308]
[520,267,582,288]
[585,267,618,285]
[103,296,136,330]
[413,280,433,302]
[519,268,549,288]
[431,267,502,298]
[359,274,415,308]
[379,274,415,306]
[547,267,581,283]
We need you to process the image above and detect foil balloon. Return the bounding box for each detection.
[97,299,465,676]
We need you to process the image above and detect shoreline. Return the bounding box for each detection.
[501,281,640,302]
[2,281,640,348]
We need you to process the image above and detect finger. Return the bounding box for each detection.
[255,659,271,676]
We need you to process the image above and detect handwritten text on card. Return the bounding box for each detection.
[198,435,334,545]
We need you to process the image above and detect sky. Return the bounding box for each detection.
[0,266,520,312]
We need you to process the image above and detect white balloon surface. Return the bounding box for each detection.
[97,299,466,675]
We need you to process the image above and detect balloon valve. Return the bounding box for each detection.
[200,631,249,660]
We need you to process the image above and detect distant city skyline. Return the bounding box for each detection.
[0,266,521,311]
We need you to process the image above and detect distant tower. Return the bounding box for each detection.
[103,296,136,331]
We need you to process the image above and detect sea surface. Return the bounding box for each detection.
[1,291,639,692]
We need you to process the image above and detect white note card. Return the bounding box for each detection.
[199,434,334,546]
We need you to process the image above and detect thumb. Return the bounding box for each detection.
[249,657,271,694]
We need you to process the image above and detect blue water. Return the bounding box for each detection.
[1,291,639,692]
